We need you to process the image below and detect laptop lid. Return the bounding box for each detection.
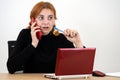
[55,48,96,76]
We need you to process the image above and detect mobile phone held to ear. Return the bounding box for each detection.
[31,18,42,40]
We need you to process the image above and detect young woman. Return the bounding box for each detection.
[7,1,84,74]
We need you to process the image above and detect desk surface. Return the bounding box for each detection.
[0,73,120,80]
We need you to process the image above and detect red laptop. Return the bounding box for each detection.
[55,48,96,76]
[44,48,96,79]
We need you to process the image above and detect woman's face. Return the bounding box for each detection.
[36,9,55,35]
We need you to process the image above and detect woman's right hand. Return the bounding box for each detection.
[30,22,41,48]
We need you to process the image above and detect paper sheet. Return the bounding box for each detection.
[106,72,120,77]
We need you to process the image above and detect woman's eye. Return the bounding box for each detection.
[38,16,44,20]
[48,16,53,20]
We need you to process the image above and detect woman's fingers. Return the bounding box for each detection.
[64,29,77,37]
[31,22,37,29]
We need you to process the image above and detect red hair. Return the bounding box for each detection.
[28,1,57,29]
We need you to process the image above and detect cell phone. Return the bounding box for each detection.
[30,18,42,40]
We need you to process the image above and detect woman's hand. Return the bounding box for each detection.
[30,22,41,48]
[63,29,83,48]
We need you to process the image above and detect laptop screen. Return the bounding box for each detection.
[55,48,96,76]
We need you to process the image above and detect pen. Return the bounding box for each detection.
[54,27,64,32]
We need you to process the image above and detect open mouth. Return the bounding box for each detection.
[41,26,49,30]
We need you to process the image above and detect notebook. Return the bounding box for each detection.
[44,48,96,79]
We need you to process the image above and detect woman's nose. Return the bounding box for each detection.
[42,19,49,25]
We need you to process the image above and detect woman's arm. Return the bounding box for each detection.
[7,29,36,74]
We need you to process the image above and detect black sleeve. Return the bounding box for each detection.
[57,34,75,48]
[57,34,85,48]
[7,29,36,74]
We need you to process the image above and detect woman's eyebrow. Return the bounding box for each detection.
[39,15,44,17]
[48,15,53,17]
[38,15,53,17]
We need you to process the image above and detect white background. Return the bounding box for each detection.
[0,0,120,73]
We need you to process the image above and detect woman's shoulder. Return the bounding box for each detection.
[20,28,30,32]
[17,28,31,40]
[19,28,30,34]
[17,28,31,38]
[55,33,67,40]
[56,33,65,38]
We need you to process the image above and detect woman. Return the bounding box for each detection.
[7,1,84,74]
